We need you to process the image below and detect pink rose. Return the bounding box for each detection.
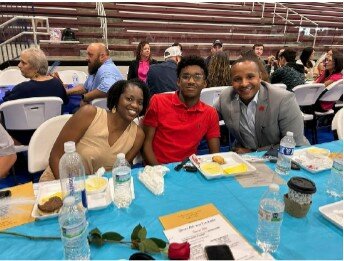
[168,242,190,260]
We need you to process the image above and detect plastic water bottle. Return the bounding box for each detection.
[256,183,285,254]
[59,196,90,260]
[72,73,79,87]
[326,158,343,199]
[112,153,132,208]
[275,131,296,175]
[59,141,88,211]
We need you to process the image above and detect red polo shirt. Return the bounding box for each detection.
[143,91,220,164]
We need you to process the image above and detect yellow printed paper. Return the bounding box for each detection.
[0,182,35,230]
[159,203,219,230]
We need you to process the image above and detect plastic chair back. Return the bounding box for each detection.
[57,70,88,85]
[319,79,343,102]
[292,83,325,106]
[200,86,228,106]
[0,68,28,86]
[331,108,343,140]
[28,114,72,173]
[270,83,287,89]
[0,97,63,130]
[91,98,108,110]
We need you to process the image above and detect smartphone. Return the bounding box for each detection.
[0,190,11,199]
[204,245,234,260]
[47,61,61,75]
[263,146,278,159]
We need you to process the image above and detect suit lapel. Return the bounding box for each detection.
[230,96,243,141]
[255,85,269,147]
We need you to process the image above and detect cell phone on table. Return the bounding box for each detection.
[0,190,11,199]
[204,244,234,260]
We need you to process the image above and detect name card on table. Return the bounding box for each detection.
[159,203,267,260]
[0,182,35,230]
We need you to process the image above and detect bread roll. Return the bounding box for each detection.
[212,155,225,165]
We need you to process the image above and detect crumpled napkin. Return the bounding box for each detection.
[138,165,170,195]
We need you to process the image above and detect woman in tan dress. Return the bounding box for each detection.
[40,79,150,182]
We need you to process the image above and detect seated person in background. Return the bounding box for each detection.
[66,43,123,105]
[215,57,309,154]
[297,47,316,80]
[253,43,266,67]
[146,46,182,95]
[0,124,17,179]
[242,50,270,82]
[2,47,68,145]
[205,40,223,67]
[127,41,157,82]
[316,48,333,76]
[143,55,220,165]
[39,79,149,182]
[271,49,305,91]
[314,50,343,112]
[207,51,231,87]
[266,47,285,74]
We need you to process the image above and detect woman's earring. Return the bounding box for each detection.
[111,107,116,114]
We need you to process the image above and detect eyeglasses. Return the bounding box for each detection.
[180,74,205,82]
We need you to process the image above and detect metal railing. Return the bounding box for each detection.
[0,16,50,65]
[96,2,108,48]
[250,2,320,47]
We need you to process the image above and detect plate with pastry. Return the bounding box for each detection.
[32,183,63,220]
[189,152,256,179]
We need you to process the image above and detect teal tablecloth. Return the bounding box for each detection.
[1,140,342,260]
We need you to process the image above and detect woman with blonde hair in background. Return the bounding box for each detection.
[207,51,231,87]
[127,41,157,82]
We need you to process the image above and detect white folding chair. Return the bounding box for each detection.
[270,83,287,89]
[292,83,325,144]
[0,68,28,86]
[315,79,343,117]
[57,70,88,85]
[28,114,72,173]
[91,98,108,110]
[200,86,228,106]
[331,108,343,140]
[0,97,64,151]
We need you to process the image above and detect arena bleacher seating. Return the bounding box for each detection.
[0,2,342,65]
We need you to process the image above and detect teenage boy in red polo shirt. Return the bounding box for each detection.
[143,55,220,165]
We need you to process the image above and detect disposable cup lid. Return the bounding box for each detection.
[287,177,316,194]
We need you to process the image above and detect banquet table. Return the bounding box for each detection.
[0,140,342,260]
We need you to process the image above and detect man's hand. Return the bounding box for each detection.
[233,147,253,154]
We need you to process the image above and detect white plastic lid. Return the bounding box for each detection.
[117,153,125,159]
[63,196,75,206]
[286,131,294,137]
[269,183,279,192]
[64,141,76,153]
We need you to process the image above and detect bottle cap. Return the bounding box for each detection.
[117,153,125,159]
[64,141,76,153]
[287,177,316,194]
[269,183,279,192]
[286,131,294,137]
[63,196,75,206]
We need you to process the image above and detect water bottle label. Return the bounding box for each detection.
[62,220,87,238]
[279,146,294,156]
[81,189,88,209]
[259,208,283,222]
[115,173,131,183]
[68,177,75,194]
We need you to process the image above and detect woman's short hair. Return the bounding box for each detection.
[21,47,48,75]
[177,55,208,79]
[135,40,150,61]
[107,79,150,116]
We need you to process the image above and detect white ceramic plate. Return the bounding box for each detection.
[319,200,343,228]
[291,147,333,173]
[189,152,256,180]
[32,178,112,219]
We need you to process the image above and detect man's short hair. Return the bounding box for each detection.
[231,56,260,73]
[177,55,208,79]
[253,43,264,49]
[279,49,296,63]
